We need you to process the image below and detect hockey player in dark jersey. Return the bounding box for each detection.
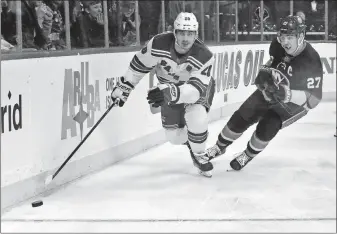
[206,15,323,171]
[111,12,215,177]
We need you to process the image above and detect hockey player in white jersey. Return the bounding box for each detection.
[111,12,215,177]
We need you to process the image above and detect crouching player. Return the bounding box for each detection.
[111,12,215,177]
[206,15,323,171]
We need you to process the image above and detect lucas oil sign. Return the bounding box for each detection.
[211,47,336,94]
[212,49,265,93]
[61,62,101,140]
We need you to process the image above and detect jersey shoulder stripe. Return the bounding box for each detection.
[186,57,202,69]
[130,55,153,72]
[151,48,173,61]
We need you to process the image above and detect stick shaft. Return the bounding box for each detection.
[52,101,118,180]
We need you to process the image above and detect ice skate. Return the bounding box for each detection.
[229,151,253,171]
[206,144,226,161]
[190,152,213,177]
[185,142,213,178]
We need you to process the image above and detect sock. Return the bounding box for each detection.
[217,125,243,148]
[245,131,269,158]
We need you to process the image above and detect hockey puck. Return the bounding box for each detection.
[32,200,43,208]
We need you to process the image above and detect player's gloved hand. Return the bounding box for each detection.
[255,65,291,103]
[255,65,275,91]
[263,83,292,103]
[147,83,180,107]
[111,76,134,107]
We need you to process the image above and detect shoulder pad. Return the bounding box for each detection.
[152,32,175,51]
[269,37,285,57]
[188,39,213,65]
[302,42,321,62]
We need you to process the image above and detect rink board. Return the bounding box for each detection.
[1,42,336,210]
[1,102,336,232]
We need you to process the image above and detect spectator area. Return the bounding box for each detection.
[1,0,336,60]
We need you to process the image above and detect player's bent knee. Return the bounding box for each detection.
[256,111,282,141]
[227,110,252,133]
[185,104,208,132]
[165,128,188,145]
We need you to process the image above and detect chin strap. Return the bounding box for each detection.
[291,33,305,56]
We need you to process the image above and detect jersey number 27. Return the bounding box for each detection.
[307,77,321,89]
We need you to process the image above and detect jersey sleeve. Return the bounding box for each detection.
[291,57,323,109]
[185,56,215,99]
[124,37,159,86]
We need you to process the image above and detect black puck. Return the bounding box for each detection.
[32,200,43,207]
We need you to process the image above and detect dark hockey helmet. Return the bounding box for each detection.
[278,15,306,36]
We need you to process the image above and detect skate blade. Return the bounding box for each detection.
[198,169,212,178]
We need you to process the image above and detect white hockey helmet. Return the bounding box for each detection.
[174,12,199,33]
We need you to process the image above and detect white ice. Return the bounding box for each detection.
[1,102,336,233]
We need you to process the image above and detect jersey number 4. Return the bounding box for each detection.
[201,65,212,77]
[307,77,321,89]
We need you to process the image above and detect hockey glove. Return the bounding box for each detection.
[147,83,180,107]
[255,65,291,103]
[111,76,134,107]
[262,84,292,103]
[255,65,277,91]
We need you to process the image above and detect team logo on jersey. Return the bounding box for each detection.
[277,62,287,71]
[271,67,290,87]
[276,61,293,77]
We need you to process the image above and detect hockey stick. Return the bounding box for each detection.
[270,94,308,128]
[44,99,120,185]
[272,95,295,115]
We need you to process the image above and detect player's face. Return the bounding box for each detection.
[278,34,299,55]
[175,30,197,52]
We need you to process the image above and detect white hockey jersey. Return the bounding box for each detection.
[124,32,214,105]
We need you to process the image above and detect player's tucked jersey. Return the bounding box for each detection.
[268,38,323,109]
[124,32,214,102]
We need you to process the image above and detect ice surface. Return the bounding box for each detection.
[1,102,336,233]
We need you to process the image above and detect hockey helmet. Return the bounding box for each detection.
[174,12,199,32]
[278,15,306,36]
